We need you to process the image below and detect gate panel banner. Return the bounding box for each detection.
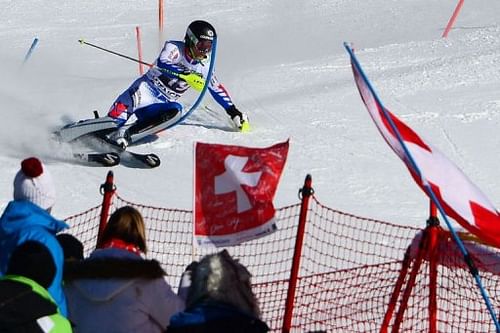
[194,140,289,247]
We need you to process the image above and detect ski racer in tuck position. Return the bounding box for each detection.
[105,20,249,148]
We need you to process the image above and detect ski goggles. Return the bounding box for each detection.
[194,40,212,54]
[187,30,213,55]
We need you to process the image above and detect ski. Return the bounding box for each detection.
[119,150,161,169]
[73,152,121,167]
[55,128,160,169]
[56,111,161,168]
[90,135,162,169]
[56,116,118,143]
[71,150,160,168]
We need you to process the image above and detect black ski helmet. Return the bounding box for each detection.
[185,20,216,60]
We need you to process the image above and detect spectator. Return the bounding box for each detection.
[0,241,72,332]
[57,233,84,261]
[0,157,69,316]
[167,250,269,333]
[64,206,185,333]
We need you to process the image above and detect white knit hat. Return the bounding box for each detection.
[13,157,56,210]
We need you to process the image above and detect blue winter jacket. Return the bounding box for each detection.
[0,200,69,316]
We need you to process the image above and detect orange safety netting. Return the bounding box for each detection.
[65,193,500,332]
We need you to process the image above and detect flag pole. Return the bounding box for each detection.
[191,142,198,262]
[344,42,500,332]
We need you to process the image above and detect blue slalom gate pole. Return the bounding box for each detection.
[167,36,218,129]
[22,37,39,65]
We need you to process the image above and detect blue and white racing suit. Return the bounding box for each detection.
[107,40,238,135]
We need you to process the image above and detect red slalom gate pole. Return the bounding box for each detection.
[136,26,144,75]
[442,0,465,38]
[158,0,164,33]
[158,0,164,49]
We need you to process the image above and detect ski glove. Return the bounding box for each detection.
[226,105,250,132]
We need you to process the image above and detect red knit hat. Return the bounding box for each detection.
[13,157,56,210]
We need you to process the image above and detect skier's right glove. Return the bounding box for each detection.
[226,105,250,132]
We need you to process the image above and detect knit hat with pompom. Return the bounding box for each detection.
[13,157,56,210]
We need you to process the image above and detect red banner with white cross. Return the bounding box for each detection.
[347,45,500,248]
[194,140,289,247]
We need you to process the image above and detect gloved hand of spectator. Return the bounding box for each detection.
[184,261,199,273]
[177,261,198,301]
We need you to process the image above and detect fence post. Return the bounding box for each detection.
[391,230,428,332]
[381,202,443,332]
[427,214,440,333]
[282,174,314,333]
[380,248,412,333]
[96,171,116,248]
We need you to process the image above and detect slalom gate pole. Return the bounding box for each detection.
[136,26,144,75]
[442,0,465,38]
[22,37,39,65]
[344,42,500,333]
[166,36,217,128]
[282,174,314,333]
[158,0,164,49]
[96,171,116,248]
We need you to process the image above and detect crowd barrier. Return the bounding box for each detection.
[65,172,500,332]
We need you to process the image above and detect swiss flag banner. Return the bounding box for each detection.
[194,140,289,247]
[347,44,500,248]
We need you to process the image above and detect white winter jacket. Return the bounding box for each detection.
[64,248,185,333]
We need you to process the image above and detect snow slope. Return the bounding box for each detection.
[0,0,498,231]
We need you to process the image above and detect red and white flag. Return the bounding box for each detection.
[348,46,500,247]
[194,140,289,247]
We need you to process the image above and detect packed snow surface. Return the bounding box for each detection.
[0,0,498,231]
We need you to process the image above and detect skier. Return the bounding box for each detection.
[106,20,249,148]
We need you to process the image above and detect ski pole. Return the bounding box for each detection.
[78,39,205,91]
[79,39,151,67]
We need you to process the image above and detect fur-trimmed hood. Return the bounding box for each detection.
[64,257,166,281]
[64,249,166,303]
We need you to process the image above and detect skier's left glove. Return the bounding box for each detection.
[226,105,250,132]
